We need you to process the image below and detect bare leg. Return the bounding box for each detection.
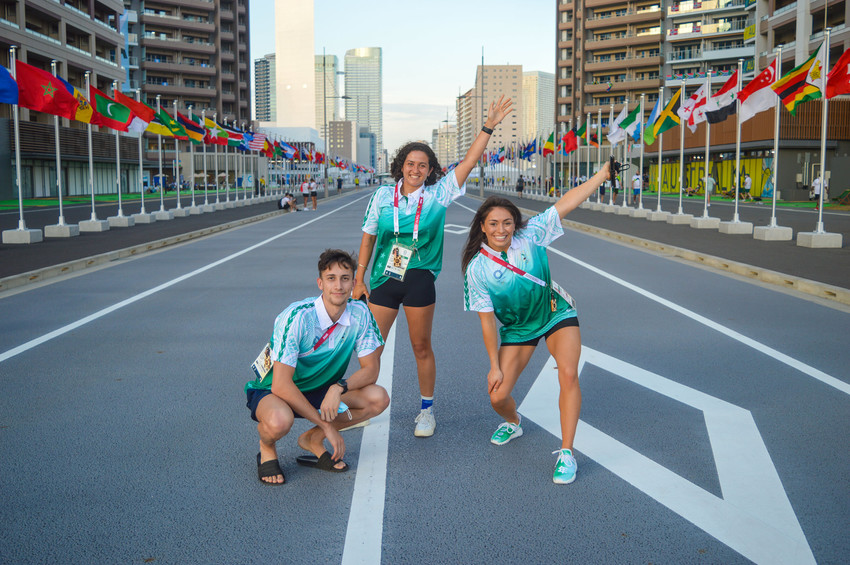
[489,344,537,423]
[254,394,295,484]
[403,303,436,397]
[368,302,400,357]
[544,326,582,450]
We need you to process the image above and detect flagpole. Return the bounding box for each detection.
[135,89,147,217]
[608,103,614,205]
[155,96,166,216]
[596,109,602,202]
[113,80,126,222]
[585,112,591,199]
[702,71,712,219]
[815,31,829,233]
[656,86,663,213]
[620,100,629,209]
[638,93,645,210]
[1,46,43,244]
[188,106,197,210]
[172,100,183,212]
[202,109,209,209]
[677,80,686,215]
[78,71,108,231]
[732,59,743,222]
[213,113,221,207]
[224,119,231,206]
[46,60,72,236]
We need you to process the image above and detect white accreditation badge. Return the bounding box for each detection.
[383,242,414,281]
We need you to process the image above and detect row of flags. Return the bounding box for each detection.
[478,44,848,166]
[0,59,375,173]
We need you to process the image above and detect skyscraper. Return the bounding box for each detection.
[344,47,383,153]
[315,54,340,139]
[255,53,276,122]
[456,65,523,158]
[274,0,315,128]
[522,71,555,141]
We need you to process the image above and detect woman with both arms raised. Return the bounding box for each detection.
[353,96,514,438]
[460,160,612,483]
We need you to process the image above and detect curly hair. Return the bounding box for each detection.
[460,197,527,274]
[390,142,444,186]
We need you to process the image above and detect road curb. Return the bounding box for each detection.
[0,208,285,293]
[560,218,850,306]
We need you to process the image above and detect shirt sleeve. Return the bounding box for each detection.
[352,302,385,357]
[270,307,304,367]
[361,187,386,235]
[430,169,466,208]
[463,259,494,313]
[518,206,564,247]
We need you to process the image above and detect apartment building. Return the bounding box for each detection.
[255,53,275,122]
[456,65,523,158]
[431,122,457,167]
[315,53,339,140]
[327,119,357,163]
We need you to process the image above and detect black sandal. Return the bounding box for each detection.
[257,453,285,485]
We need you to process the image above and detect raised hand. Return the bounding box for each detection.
[486,96,514,128]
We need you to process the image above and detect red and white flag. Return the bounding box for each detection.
[826,48,850,99]
[738,58,779,123]
[248,132,266,151]
[677,83,707,133]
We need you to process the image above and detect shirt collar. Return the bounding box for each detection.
[313,296,352,330]
[480,237,520,257]
[395,178,423,202]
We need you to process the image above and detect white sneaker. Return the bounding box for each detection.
[414,408,436,437]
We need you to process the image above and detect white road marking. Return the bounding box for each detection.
[342,324,395,565]
[0,195,371,364]
[545,246,849,396]
[519,347,816,565]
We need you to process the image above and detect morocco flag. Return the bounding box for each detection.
[15,60,78,119]
[89,86,136,131]
[561,130,578,153]
[826,48,850,99]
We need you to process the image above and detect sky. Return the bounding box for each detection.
[249,0,555,155]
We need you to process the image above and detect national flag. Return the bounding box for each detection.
[145,112,174,137]
[576,121,587,143]
[219,121,244,147]
[177,111,205,144]
[561,130,578,154]
[55,76,96,124]
[643,98,662,146]
[678,83,707,133]
[704,71,739,124]
[826,48,850,98]
[89,85,136,131]
[151,109,188,139]
[588,133,599,149]
[15,60,78,119]
[248,132,267,151]
[651,88,682,138]
[619,105,642,141]
[542,133,555,156]
[607,104,630,144]
[738,58,779,123]
[523,138,536,160]
[113,90,155,132]
[203,117,228,145]
[280,142,296,159]
[771,43,825,115]
[0,65,17,104]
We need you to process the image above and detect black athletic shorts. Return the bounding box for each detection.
[310,190,318,196]
[369,268,436,309]
[246,383,333,422]
[502,316,580,347]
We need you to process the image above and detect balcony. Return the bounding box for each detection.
[219,9,234,20]
[220,50,235,62]
[586,7,661,30]
[145,60,216,76]
[169,0,214,9]
[586,31,662,49]
[586,54,662,72]
[585,76,661,93]
[668,0,746,19]
[145,81,217,98]
[703,45,752,60]
[140,13,214,33]
[141,34,216,54]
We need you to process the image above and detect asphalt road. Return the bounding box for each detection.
[0,188,847,564]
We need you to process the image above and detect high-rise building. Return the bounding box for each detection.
[255,53,276,122]
[456,65,523,158]
[327,120,358,162]
[315,54,340,139]
[125,0,252,125]
[358,126,376,169]
[344,47,382,153]
[431,123,458,167]
[522,71,556,140]
[274,0,315,128]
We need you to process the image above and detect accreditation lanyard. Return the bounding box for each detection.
[393,180,424,243]
[312,322,339,352]
[478,246,546,287]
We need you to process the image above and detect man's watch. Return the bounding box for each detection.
[335,378,348,394]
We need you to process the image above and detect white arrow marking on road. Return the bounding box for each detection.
[342,324,395,565]
[443,223,469,234]
[519,346,816,565]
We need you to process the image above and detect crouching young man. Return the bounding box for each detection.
[245,249,389,484]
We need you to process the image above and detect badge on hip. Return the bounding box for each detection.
[383,242,414,281]
[551,281,576,310]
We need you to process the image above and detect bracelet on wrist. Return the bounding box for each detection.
[481,126,494,135]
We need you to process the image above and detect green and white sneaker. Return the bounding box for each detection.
[552,449,577,484]
[490,417,523,445]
